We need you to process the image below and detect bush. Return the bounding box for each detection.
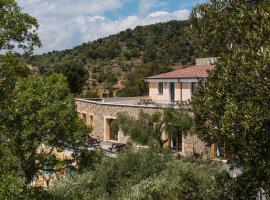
[120,161,231,200]
[49,147,171,199]
[49,172,96,200]
[0,173,51,200]
[49,148,232,200]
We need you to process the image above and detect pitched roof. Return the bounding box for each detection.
[146,65,214,79]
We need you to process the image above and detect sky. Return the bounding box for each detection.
[17,0,207,54]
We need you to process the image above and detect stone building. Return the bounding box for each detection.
[76,58,221,158]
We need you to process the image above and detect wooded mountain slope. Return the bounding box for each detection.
[28,20,197,97]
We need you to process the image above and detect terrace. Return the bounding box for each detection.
[77,96,190,108]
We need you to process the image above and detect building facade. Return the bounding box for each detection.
[76,59,217,158]
[145,65,214,104]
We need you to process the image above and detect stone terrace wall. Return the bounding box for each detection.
[76,99,208,157]
[184,134,210,158]
[76,99,163,143]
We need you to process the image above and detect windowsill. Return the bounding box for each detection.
[156,93,163,95]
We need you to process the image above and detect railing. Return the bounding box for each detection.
[76,98,190,108]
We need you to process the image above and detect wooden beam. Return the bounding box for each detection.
[211,143,217,159]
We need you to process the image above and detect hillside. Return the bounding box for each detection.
[28,20,197,97]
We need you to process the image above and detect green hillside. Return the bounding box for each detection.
[28,20,196,97]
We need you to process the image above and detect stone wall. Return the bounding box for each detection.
[76,99,163,143]
[76,99,207,157]
[184,134,210,158]
[195,57,218,66]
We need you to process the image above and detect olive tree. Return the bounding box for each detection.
[0,0,41,54]
[1,74,90,183]
[111,108,193,147]
[188,0,270,197]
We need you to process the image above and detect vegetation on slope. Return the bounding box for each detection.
[28,20,196,97]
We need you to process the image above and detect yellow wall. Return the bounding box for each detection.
[149,82,191,102]
[149,82,171,103]
[181,82,191,101]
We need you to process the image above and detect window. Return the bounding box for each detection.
[217,144,225,158]
[158,82,163,94]
[82,113,87,122]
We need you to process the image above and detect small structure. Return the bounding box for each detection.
[76,58,221,158]
[145,65,214,104]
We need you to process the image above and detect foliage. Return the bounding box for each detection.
[49,171,95,200]
[80,90,99,98]
[0,53,31,101]
[0,55,32,176]
[49,148,231,200]
[28,20,198,96]
[0,74,90,183]
[0,0,41,54]
[111,110,163,146]
[0,173,52,200]
[93,147,172,198]
[77,149,104,173]
[190,0,270,197]
[99,70,118,97]
[50,147,172,200]
[119,161,230,200]
[0,145,20,176]
[53,61,89,94]
[117,62,171,97]
[163,107,194,137]
[186,0,270,57]
[111,108,193,147]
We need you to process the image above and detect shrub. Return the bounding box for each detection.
[120,161,231,200]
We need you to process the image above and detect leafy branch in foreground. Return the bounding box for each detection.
[189,0,270,197]
[0,0,41,54]
[1,74,90,183]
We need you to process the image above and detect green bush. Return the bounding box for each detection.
[49,148,231,200]
[49,172,96,200]
[0,173,51,200]
[120,161,230,200]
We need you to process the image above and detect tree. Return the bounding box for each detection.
[28,20,194,97]
[186,0,270,57]
[119,161,230,200]
[49,148,172,200]
[0,173,52,200]
[111,108,193,147]
[0,0,41,54]
[189,0,270,197]
[103,70,118,97]
[54,61,89,94]
[49,149,231,200]
[0,0,42,180]
[1,74,90,183]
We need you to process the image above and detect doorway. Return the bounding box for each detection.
[171,133,183,152]
[105,118,118,141]
[170,82,175,102]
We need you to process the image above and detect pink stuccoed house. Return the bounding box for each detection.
[76,58,223,159]
[145,65,214,104]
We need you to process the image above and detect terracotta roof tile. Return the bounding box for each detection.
[146,65,214,79]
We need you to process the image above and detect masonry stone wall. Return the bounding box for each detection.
[184,134,210,158]
[76,100,163,143]
[195,57,218,66]
[76,99,208,157]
